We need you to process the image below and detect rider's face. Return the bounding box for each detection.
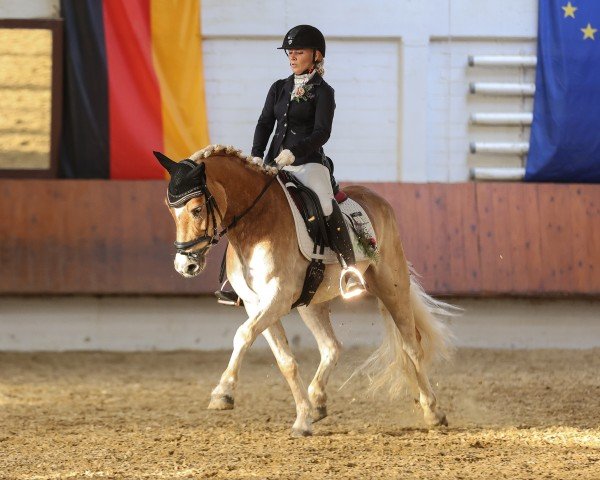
[287,48,320,75]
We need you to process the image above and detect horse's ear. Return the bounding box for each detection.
[153,151,178,175]
[187,162,206,181]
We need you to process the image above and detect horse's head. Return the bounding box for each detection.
[154,151,227,278]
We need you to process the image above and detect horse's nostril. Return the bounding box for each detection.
[186,263,199,275]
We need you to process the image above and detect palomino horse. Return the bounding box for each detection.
[156,145,454,437]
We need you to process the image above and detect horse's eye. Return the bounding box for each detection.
[191,207,203,218]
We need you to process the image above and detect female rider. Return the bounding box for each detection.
[216,24,365,305]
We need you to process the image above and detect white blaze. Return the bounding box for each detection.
[174,206,186,219]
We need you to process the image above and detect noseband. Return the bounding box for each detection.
[172,168,279,259]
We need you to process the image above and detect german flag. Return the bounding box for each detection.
[60,0,209,179]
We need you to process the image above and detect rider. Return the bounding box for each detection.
[216,24,366,305]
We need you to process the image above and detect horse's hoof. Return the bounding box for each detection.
[291,428,312,438]
[425,410,448,427]
[312,406,328,423]
[435,414,449,427]
[207,394,234,410]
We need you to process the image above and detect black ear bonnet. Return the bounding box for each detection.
[154,151,207,207]
[166,160,206,207]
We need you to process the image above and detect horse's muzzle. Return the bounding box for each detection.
[174,252,206,278]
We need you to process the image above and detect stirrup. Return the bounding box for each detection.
[339,266,366,299]
[214,281,243,307]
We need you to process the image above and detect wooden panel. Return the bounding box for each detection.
[0,180,598,296]
[424,183,481,295]
[475,183,545,294]
[569,185,599,292]
[362,183,436,289]
[0,180,225,294]
[536,185,575,293]
[404,184,436,291]
[475,183,600,295]
[477,184,508,293]
[535,184,600,294]
[507,184,544,293]
[360,183,479,295]
[442,183,480,295]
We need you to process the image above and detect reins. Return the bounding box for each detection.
[174,171,279,258]
[218,173,279,236]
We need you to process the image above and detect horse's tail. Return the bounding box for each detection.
[343,269,458,398]
[407,270,457,366]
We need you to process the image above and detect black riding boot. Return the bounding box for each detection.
[325,200,366,298]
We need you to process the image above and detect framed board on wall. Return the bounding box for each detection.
[0,19,63,178]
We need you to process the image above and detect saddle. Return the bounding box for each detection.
[278,171,331,249]
[277,171,377,308]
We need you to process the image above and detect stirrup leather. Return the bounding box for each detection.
[339,266,366,299]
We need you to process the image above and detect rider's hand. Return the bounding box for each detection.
[274,149,295,167]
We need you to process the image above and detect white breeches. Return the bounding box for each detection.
[283,162,334,216]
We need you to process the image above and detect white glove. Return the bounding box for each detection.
[274,149,295,167]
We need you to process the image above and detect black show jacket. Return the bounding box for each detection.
[251,72,335,166]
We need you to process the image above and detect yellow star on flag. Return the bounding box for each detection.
[581,23,597,40]
[562,2,577,18]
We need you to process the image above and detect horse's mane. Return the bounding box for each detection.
[189,144,278,176]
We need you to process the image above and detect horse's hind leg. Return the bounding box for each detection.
[298,302,341,422]
[366,264,447,427]
[262,321,313,437]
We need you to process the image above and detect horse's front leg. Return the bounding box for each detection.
[297,302,341,422]
[262,320,312,436]
[207,294,291,411]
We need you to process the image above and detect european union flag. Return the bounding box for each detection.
[526,1,600,182]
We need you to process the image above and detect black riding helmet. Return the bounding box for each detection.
[277,24,326,58]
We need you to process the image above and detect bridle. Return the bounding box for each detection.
[173,170,279,259]
[173,189,222,259]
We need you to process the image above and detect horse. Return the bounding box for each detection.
[155,144,454,437]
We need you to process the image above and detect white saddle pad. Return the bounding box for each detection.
[277,177,377,264]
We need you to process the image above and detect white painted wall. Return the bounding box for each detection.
[201,0,538,182]
[203,38,399,181]
[2,296,599,351]
[0,0,59,18]
[2,0,539,181]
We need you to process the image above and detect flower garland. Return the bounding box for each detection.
[354,226,379,262]
[291,83,315,102]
